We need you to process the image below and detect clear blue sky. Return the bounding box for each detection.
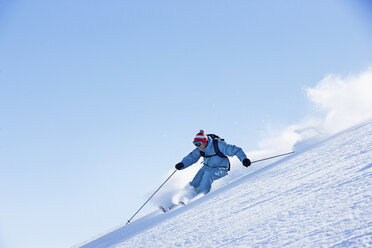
[0,1,371,248]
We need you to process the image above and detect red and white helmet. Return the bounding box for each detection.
[193,129,208,146]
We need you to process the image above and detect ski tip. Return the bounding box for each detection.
[159,206,167,213]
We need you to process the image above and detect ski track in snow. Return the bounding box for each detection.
[77,121,372,248]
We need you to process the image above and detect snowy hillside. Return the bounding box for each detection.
[76,121,372,248]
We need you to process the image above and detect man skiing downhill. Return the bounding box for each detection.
[175,130,251,203]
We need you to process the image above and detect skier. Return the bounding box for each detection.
[175,130,251,203]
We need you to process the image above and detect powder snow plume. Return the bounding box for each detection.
[258,68,372,154]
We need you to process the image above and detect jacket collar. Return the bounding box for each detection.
[202,136,213,154]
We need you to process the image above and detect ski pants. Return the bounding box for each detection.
[189,166,228,195]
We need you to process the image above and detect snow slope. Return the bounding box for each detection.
[76,121,372,248]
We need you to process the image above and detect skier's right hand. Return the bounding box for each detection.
[175,162,184,170]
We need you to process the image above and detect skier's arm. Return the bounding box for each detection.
[218,141,247,162]
[180,149,201,169]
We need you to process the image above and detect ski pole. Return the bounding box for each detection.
[126,169,177,225]
[251,151,295,164]
[126,151,294,224]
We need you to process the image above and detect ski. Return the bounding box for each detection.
[159,202,186,213]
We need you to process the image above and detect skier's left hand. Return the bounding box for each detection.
[243,158,251,167]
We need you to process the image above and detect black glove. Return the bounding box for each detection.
[175,162,184,170]
[243,158,251,167]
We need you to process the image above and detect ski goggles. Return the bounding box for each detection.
[193,141,203,147]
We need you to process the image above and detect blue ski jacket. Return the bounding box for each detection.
[181,136,247,170]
